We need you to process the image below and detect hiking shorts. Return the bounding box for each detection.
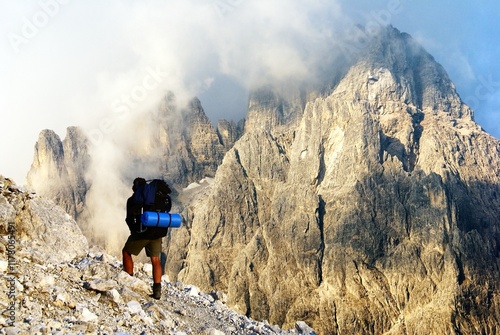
[123,234,162,257]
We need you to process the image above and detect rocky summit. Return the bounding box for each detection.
[174,26,500,334]
[0,176,316,334]
[22,25,500,335]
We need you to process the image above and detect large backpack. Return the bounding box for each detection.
[132,179,172,213]
[142,179,172,213]
[129,179,172,237]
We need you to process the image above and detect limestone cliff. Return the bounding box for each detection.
[0,176,88,263]
[174,27,500,334]
[140,95,243,186]
[26,127,90,220]
[217,118,245,150]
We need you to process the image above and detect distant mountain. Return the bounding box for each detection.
[25,96,244,249]
[24,25,500,334]
[173,26,500,334]
[26,126,89,220]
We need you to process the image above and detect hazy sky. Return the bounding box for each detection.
[1,0,499,185]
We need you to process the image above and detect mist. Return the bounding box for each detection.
[1,1,499,253]
[2,0,500,184]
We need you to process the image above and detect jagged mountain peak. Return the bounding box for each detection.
[26,126,90,220]
[176,26,500,334]
[244,25,472,138]
[347,25,470,118]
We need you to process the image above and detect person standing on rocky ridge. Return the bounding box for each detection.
[122,177,163,300]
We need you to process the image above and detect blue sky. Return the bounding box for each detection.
[345,0,500,139]
[1,0,499,184]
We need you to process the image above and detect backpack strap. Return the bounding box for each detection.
[154,212,172,228]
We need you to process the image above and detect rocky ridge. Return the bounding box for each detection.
[26,127,90,221]
[174,26,500,334]
[0,176,316,334]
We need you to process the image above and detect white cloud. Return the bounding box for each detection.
[0,0,349,184]
[1,0,500,186]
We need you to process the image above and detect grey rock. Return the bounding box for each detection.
[175,26,500,334]
[295,321,316,335]
[85,278,118,292]
[0,177,88,264]
[205,328,225,335]
[75,304,98,322]
[3,327,22,335]
[115,271,150,295]
[126,300,143,314]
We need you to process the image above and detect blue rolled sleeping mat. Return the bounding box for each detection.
[141,211,182,228]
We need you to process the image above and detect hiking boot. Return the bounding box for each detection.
[152,283,161,300]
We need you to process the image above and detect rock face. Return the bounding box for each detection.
[245,87,306,132]
[174,27,500,334]
[217,118,246,150]
[0,176,88,264]
[119,95,244,186]
[170,98,230,184]
[26,127,90,220]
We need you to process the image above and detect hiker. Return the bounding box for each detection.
[122,177,163,300]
